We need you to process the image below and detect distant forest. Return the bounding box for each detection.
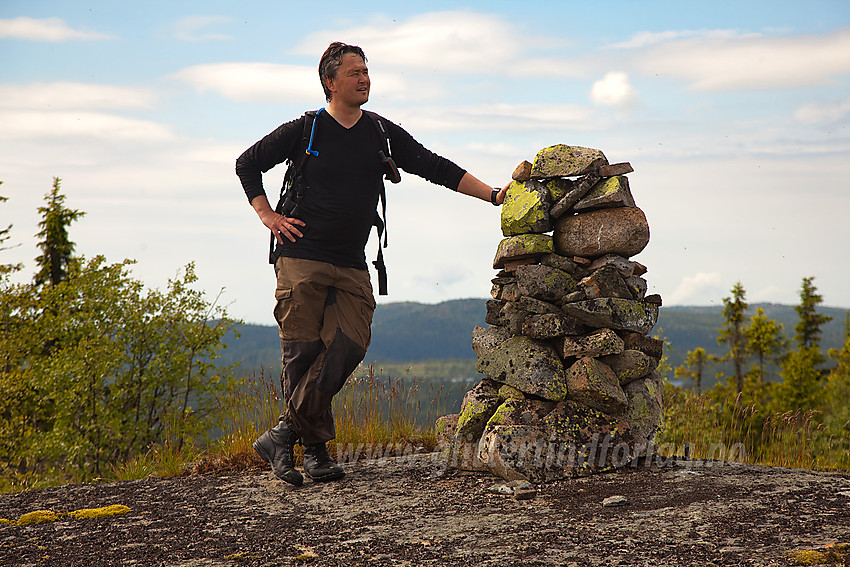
[220,299,849,389]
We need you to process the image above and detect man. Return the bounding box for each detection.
[236,42,507,486]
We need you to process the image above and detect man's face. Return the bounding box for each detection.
[327,53,370,107]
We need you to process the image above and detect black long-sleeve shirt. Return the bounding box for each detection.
[236,110,466,270]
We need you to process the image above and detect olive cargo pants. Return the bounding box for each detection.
[273,256,376,445]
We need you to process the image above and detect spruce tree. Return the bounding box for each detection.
[718,282,749,393]
[34,177,85,286]
[745,307,788,384]
[793,276,832,365]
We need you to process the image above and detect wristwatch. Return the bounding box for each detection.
[491,187,500,206]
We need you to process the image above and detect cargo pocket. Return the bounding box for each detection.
[273,287,293,333]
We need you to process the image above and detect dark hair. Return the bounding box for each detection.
[318,42,367,102]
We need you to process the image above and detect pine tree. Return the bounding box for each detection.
[34,177,85,287]
[718,282,749,393]
[674,347,709,394]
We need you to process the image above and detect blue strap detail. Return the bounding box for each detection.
[305,107,324,157]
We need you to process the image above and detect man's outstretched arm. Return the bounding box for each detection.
[457,172,509,205]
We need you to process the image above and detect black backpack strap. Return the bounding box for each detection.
[269,110,319,264]
[363,111,394,295]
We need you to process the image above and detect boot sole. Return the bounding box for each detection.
[304,468,346,482]
[253,441,304,487]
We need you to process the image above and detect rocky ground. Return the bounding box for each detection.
[2,454,849,566]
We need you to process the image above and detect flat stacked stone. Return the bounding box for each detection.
[437,144,664,483]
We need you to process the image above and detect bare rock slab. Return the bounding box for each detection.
[561,298,659,335]
[530,145,608,178]
[554,206,650,258]
[475,335,569,401]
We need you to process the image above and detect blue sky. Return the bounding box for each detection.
[2,1,849,324]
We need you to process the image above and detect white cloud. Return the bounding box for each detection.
[170,63,321,103]
[387,103,598,133]
[0,83,156,110]
[590,72,638,107]
[297,12,520,73]
[634,27,850,90]
[667,272,726,305]
[608,29,761,50]
[294,11,579,79]
[0,111,173,141]
[0,17,110,41]
[794,98,850,124]
[173,16,232,42]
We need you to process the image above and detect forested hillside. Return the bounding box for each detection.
[222,299,849,386]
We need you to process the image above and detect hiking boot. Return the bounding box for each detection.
[253,422,303,486]
[303,443,345,482]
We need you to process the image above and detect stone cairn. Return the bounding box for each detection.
[436,145,664,483]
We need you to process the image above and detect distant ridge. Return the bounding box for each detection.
[221,299,848,383]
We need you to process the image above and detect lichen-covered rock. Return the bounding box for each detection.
[549,172,601,219]
[502,300,531,335]
[540,252,586,277]
[566,357,628,414]
[493,234,553,269]
[554,207,650,258]
[476,335,569,401]
[501,180,552,236]
[515,263,578,304]
[517,296,562,315]
[485,299,507,326]
[478,399,640,483]
[574,176,636,211]
[621,370,664,456]
[441,436,488,472]
[455,379,503,442]
[542,177,574,203]
[530,145,608,179]
[485,398,556,430]
[498,384,525,400]
[581,265,633,300]
[599,349,658,385]
[588,253,644,277]
[542,400,637,476]
[477,425,547,482]
[435,413,458,444]
[561,298,659,335]
[522,313,581,340]
[472,325,511,357]
[560,328,624,358]
[625,276,648,299]
[620,332,664,359]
